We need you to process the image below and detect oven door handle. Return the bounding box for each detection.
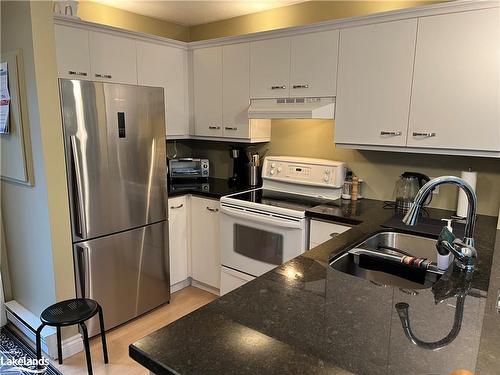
[220,205,302,229]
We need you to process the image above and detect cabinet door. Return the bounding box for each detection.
[290,30,339,97]
[222,43,250,138]
[137,41,189,137]
[250,37,291,98]
[335,20,417,146]
[168,196,188,286]
[190,197,220,289]
[309,219,351,249]
[89,31,137,85]
[407,9,500,151]
[54,25,91,80]
[193,47,223,136]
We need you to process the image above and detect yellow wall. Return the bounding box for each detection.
[75,1,443,42]
[176,119,500,217]
[190,0,443,41]
[78,0,190,41]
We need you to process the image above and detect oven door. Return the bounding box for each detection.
[220,203,307,277]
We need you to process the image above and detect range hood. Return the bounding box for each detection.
[248,97,335,120]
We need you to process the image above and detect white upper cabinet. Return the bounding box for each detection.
[54,25,91,80]
[250,37,291,98]
[193,46,223,136]
[89,31,137,85]
[334,19,417,147]
[290,30,339,97]
[407,8,500,151]
[222,43,250,138]
[137,41,189,137]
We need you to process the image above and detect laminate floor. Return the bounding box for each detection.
[53,287,217,375]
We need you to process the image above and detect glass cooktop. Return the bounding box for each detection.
[227,189,332,212]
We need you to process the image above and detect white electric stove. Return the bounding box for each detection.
[219,156,346,295]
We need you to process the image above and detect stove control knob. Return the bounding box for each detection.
[325,168,331,174]
[277,167,282,173]
[323,174,329,182]
[271,163,276,168]
[270,169,276,175]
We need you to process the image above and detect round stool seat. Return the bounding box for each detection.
[41,298,99,326]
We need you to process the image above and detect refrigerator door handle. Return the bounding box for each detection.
[70,135,87,239]
[75,245,90,298]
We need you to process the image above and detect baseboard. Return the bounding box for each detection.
[5,300,83,360]
[171,278,191,293]
[191,279,220,296]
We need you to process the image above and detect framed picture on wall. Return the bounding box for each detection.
[0,49,34,186]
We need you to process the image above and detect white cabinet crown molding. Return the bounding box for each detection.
[54,0,496,51]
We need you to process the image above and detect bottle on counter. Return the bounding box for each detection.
[351,176,359,201]
[342,170,353,200]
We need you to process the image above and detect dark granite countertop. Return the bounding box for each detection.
[130,198,500,375]
[168,177,255,199]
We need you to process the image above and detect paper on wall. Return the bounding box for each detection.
[0,61,11,134]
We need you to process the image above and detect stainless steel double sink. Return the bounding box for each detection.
[330,231,444,289]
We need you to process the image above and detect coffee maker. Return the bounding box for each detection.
[229,147,247,186]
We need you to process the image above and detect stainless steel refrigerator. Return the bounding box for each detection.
[59,79,169,336]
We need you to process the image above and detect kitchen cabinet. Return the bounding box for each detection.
[190,196,220,290]
[137,41,189,137]
[168,196,189,288]
[250,37,291,99]
[335,19,417,147]
[89,31,137,85]
[222,43,250,138]
[290,30,339,98]
[309,219,351,249]
[193,46,223,137]
[407,8,500,152]
[54,24,91,80]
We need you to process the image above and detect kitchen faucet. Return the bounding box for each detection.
[402,176,478,275]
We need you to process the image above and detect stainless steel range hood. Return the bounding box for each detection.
[248,97,335,119]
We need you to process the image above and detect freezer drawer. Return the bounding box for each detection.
[74,221,169,336]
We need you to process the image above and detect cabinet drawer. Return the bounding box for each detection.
[310,219,351,245]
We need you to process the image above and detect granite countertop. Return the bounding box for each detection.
[168,177,255,199]
[130,198,500,375]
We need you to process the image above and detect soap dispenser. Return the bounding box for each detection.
[437,219,455,270]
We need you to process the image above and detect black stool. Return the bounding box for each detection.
[36,298,109,375]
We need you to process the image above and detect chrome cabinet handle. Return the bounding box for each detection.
[95,73,112,79]
[70,135,87,239]
[271,85,286,90]
[170,203,184,209]
[224,127,238,130]
[292,84,309,89]
[68,71,88,77]
[380,131,402,136]
[206,207,219,212]
[412,132,436,137]
[330,232,340,238]
[208,126,221,130]
[496,289,500,313]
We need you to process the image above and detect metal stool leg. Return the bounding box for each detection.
[36,324,45,369]
[80,322,93,375]
[57,326,63,364]
[98,306,109,364]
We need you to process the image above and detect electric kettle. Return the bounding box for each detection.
[394,172,430,213]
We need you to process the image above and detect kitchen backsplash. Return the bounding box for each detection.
[168,119,500,216]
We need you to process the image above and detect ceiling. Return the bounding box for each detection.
[91,0,309,26]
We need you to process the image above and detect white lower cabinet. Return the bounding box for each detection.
[309,219,351,249]
[220,266,255,296]
[168,196,189,289]
[190,196,221,290]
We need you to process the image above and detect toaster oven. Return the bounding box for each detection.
[169,158,209,180]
